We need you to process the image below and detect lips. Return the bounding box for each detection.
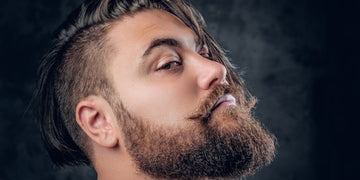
[211,94,236,111]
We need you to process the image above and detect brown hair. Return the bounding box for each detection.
[36,0,252,166]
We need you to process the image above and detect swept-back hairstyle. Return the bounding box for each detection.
[36,0,252,166]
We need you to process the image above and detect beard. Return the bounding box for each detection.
[112,84,276,180]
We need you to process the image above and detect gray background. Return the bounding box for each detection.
[1,0,359,179]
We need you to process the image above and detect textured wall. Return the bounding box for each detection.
[0,0,358,179]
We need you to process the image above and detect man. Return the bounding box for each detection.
[36,0,276,179]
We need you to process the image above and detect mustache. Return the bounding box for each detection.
[187,84,239,122]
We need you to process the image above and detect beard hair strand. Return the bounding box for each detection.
[112,84,276,179]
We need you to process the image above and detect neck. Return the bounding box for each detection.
[92,145,152,180]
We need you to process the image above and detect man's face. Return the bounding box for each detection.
[107,9,227,129]
[106,9,275,179]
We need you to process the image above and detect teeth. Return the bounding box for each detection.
[213,94,236,109]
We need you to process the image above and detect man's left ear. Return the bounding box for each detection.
[75,96,118,148]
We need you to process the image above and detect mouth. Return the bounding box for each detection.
[211,94,237,112]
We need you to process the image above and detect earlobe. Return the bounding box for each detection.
[76,96,118,148]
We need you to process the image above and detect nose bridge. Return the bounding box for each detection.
[194,55,227,90]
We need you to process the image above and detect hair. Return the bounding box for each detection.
[36,0,253,166]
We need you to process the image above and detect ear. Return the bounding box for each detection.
[75,96,118,148]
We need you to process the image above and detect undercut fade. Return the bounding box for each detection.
[36,0,253,166]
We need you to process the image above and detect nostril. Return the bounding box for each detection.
[209,78,219,88]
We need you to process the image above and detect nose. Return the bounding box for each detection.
[196,58,227,90]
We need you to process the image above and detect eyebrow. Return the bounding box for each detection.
[142,38,182,57]
[142,37,204,57]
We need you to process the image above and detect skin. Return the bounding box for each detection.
[76,9,232,180]
[107,9,227,129]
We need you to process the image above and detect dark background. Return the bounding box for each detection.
[1,0,359,179]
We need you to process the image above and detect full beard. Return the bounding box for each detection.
[112,84,276,180]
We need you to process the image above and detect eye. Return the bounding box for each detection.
[157,61,182,71]
[198,46,210,58]
[200,51,210,58]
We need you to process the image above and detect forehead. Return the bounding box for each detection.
[106,9,197,57]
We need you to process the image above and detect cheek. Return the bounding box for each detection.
[117,79,199,126]
[111,56,201,126]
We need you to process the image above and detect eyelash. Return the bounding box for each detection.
[156,47,210,72]
[158,60,182,71]
[200,52,210,58]
[199,46,210,59]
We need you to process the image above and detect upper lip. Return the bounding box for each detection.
[211,94,236,111]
